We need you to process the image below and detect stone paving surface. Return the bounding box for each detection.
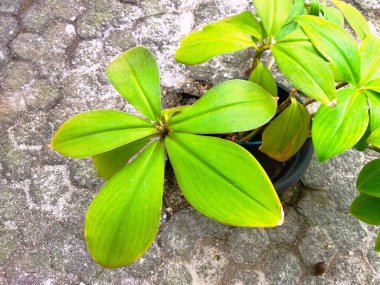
[0,0,379,284]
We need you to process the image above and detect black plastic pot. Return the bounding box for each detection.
[239,84,314,194]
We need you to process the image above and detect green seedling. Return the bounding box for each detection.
[52,46,284,268]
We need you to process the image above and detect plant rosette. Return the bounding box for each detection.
[175,0,380,250]
[51,46,284,268]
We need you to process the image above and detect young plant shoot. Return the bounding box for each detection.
[52,46,283,268]
[175,0,380,251]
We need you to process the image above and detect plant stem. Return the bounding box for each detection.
[289,88,298,97]
[251,43,271,71]
[267,56,275,71]
[304,98,316,107]
[251,42,260,51]
[240,128,262,142]
[336,82,348,89]
[368,145,380,153]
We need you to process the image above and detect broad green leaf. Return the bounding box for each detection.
[360,36,380,84]
[253,0,293,37]
[92,136,152,180]
[356,159,380,198]
[168,80,277,134]
[364,78,380,93]
[165,132,283,227]
[333,0,372,40]
[85,140,165,268]
[368,127,380,148]
[175,11,261,65]
[216,10,263,37]
[52,110,156,158]
[296,15,361,84]
[350,194,380,225]
[312,88,369,162]
[367,91,380,132]
[248,60,278,96]
[284,0,306,24]
[275,0,305,41]
[355,89,380,150]
[106,46,161,122]
[376,234,380,251]
[271,42,335,105]
[260,97,310,161]
[323,7,344,27]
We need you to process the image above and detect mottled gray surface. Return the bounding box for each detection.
[0,0,379,284]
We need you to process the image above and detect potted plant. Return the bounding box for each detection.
[175,0,380,247]
[51,0,380,268]
[174,0,380,249]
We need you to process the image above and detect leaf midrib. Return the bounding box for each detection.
[182,36,255,48]
[106,142,161,263]
[55,126,155,145]
[168,135,276,215]
[124,57,159,121]
[169,100,265,127]
[273,44,328,100]
[361,56,380,84]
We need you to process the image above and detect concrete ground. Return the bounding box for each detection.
[0,0,380,284]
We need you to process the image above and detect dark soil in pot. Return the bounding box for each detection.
[240,138,313,194]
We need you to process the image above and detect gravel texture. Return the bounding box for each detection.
[0,0,380,284]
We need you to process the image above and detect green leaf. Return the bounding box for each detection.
[364,78,380,93]
[368,127,380,149]
[216,10,263,37]
[323,7,344,27]
[356,91,380,151]
[376,234,380,252]
[168,80,277,134]
[367,91,380,132]
[165,132,283,227]
[106,46,161,122]
[296,15,361,84]
[253,0,294,37]
[275,0,305,41]
[354,124,371,151]
[309,0,320,16]
[248,60,278,96]
[356,159,380,198]
[360,36,380,84]
[85,140,165,268]
[92,136,152,180]
[174,11,261,65]
[52,110,156,158]
[271,42,336,105]
[285,0,306,24]
[312,88,369,162]
[350,194,380,225]
[260,97,310,161]
[333,0,372,40]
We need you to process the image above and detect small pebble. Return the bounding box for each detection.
[314,261,327,276]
